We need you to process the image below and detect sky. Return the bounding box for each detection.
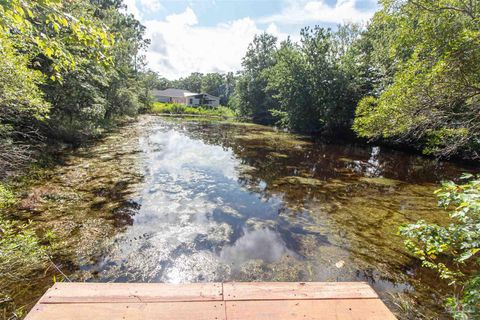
[123,0,379,79]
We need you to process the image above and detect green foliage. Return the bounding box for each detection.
[233,33,279,122]
[399,174,480,318]
[0,0,154,152]
[172,72,203,93]
[232,25,365,132]
[0,34,49,118]
[353,0,480,158]
[138,70,162,112]
[265,39,314,130]
[0,0,114,80]
[200,73,223,97]
[265,25,362,132]
[43,0,151,143]
[0,21,51,172]
[0,184,15,209]
[150,102,235,117]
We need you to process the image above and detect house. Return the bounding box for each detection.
[153,88,220,107]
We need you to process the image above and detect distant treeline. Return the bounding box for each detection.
[0,0,158,177]
[226,0,479,161]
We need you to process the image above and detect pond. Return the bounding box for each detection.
[10,115,476,319]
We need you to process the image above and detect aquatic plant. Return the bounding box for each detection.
[0,184,15,209]
[0,183,51,318]
[400,173,480,319]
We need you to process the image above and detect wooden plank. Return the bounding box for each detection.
[39,283,223,304]
[25,301,226,320]
[223,282,378,301]
[226,299,396,320]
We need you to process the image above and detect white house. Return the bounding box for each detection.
[153,88,220,107]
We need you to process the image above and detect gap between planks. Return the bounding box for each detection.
[222,282,228,320]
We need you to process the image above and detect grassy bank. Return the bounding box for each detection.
[149,102,236,118]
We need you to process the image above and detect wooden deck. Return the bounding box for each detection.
[25,282,396,319]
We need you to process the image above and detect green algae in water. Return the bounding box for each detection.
[5,115,477,320]
[273,176,324,187]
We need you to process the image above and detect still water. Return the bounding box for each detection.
[13,115,475,318]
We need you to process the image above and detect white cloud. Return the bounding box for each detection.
[165,7,197,26]
[144,8,289,79]
[141,1,378,79]
[139,0,164,12]
[259,0,377,25]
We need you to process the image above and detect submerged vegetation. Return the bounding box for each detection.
[0,182,50,318]
[150,102,236,118]
[0,216,49,317]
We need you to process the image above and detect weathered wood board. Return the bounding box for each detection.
[25,282,396,320]
[39,282,223,303]
[226,299,396,320]
[223,281,379,301]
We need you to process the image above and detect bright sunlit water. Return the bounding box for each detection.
[12,115,476,319]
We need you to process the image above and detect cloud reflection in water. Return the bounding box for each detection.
[93,125,293,283]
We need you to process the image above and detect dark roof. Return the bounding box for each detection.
[153,88,194,98]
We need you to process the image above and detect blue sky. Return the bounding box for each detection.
[123,0,379,79]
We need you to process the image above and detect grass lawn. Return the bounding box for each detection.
[150,102,236,117]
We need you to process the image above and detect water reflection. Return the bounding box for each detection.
[89,127,293,285]
[220,228,294,267]
[16,116,477,319]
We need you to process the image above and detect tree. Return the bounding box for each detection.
[222,72,237,105]
[265,39,315,130]
[232,33,278,122]
[155,76,172,90]
[265,26,362,132]
[138,70,162,111]
[0,44,47,174]
[0,0,114,171]
[172,72,203,93]
[41,0,152,142]
[0,0,157,160]
[201,73,224,97]
[353,0,480,159]
[0,0,113,80]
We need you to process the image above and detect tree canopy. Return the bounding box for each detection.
[0,0,155,173]
[353,0,480,158]
[229,0,479,160]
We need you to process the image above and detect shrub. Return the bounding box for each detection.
[399,174,480,319]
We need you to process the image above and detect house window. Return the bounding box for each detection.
[189,98,193,104]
